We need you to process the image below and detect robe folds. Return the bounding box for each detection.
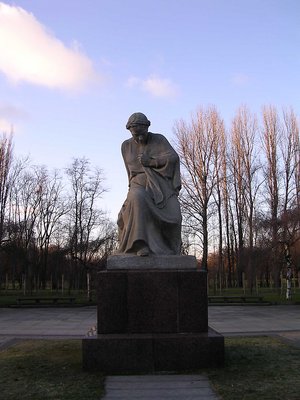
[117,132,182,255]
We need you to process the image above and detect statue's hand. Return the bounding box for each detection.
[138,153,151,167]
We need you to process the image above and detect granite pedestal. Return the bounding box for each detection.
[82,255,224,373]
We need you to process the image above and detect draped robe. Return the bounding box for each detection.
[117,132,182,255]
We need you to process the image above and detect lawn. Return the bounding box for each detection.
[0,337,299,400]
[1,286,300,307]
[207,286,300,304]
[0,289,97,307]
[207,336,300,400]
[0,340,104,400]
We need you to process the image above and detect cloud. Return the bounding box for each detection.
[0,2,98,91]
[126,74,179,98]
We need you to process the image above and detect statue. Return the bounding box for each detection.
[117,112,182,256]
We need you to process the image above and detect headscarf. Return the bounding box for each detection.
[126,112,151,129]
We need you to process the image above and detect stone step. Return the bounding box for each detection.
[103,375,220,399]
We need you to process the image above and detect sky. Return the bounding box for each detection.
[0,0,299,220]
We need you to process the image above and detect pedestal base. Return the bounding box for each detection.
[97,268,208,334]
[82,256,224,373]
[82,328,224,374]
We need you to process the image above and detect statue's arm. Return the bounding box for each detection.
[141,134,179,168]
[141,153,176,168]
[121,141,131,182]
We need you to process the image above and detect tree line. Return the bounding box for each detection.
[1,104,299,292]
[175,105,300,289]
[0,137,117,292]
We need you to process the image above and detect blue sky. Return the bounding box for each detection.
[0,0,299,220]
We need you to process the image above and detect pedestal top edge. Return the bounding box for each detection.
[107,254,198,270]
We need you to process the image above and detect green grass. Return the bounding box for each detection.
[0,289,97,307]
[207,287,300,304]
[1,337,300,399]
[0,340,104,400]
[206,337,300,400]
[1,286,300,306]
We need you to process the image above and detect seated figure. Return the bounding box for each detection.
[117,112,182,256]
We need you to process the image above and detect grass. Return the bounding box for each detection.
[206,336,300,400]
[207,287,300,304]
[0,289,97,307]
[1,337,300,399]
[0,340,104,400]
[1,286,300,306]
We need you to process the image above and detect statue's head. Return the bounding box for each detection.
[126,113,151,144]
[126,112,151,130]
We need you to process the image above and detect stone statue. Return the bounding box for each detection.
[117,112,182,256]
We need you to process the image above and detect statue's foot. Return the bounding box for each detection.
[137,246,150,256]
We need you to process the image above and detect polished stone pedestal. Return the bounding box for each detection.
[82,255,224,373]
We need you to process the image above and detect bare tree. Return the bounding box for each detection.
[66,157,110,289]
[229,111,247,285]
[174,106,222,270]
[230,106,261,289]
[219,133,235,286]
[0,134,13,245]
[33,166,68,289]
[278,108,300,272]
[0,134,29,288]
[293,116,300,210]
[212,116,226,285]
[8,167,43,291]
[261,105,281,286]
[281,108,298,213]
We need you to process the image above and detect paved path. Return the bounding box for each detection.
[209,305,300,334]
[0,306,96,349]
[1,304,300,338]
[1,305,300,399]
[0,306,96,338]
[102,375,220,399]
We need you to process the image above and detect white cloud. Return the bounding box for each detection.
[0,2,98,91]
[126,74,179,98]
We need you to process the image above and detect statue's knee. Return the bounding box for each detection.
[129,188,147,204]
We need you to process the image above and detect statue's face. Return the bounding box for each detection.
[130,124,149,144]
